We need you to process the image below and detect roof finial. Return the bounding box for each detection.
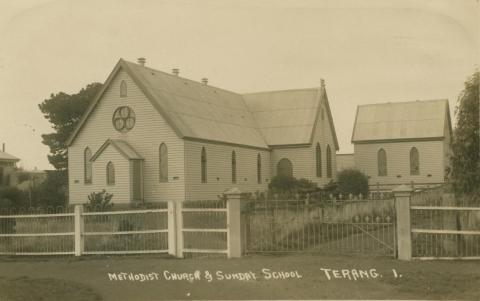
[320,78,325,88]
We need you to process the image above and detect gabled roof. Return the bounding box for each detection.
[91,139,143,162]
[0,151,20,162]
[67,59,339,150]
[352,99,452,143]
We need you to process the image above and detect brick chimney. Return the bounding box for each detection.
[2,143,4,152]
[202,78,208,85]
[137,57,146,66]
[172,68,179,76]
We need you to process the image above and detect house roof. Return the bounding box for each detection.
[91,139,144,162]
[352,99,452,143]
[67,59,339,150]
[0,151,20,162]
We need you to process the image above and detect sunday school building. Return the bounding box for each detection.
[350,99,452,189]
[67,58,339,203]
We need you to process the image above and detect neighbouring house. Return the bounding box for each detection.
[351,99,452,190]
[66,58,339,204]
[0,143,20,187]
[336,153,354,171]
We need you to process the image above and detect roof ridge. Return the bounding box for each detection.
[358,98,448,107]
[122,59,243,97]
[243,87,319,95]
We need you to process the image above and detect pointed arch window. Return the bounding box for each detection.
[326,145,332,178]
[316,143,322,177]
[257,153,262,184]
[410,147,420,175]
[378,148,387,176]
[106,162,115,185]
[231,151,237,184]
[277,158,293,177]
[120,80,127,97]
[84,147,92,184]
[201,147,207,183]
[159,143,168,182]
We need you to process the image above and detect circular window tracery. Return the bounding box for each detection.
[113,106,135,132]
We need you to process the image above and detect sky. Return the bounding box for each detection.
[0,0,478,170]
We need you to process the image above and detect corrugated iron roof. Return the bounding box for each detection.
[67,59,339,149]
[124,61,268,149]
[91,139,143,161]
[243,89,319,145]
[352,99,451,142]
[0,151,20,162]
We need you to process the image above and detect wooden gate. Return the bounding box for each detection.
[243,195,396,257]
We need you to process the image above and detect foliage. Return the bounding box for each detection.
[268,175,318,193]
[34,170,68,208]
[87,190,114,212]
[0,187,27,208]
[15,172,31,184]
[38,82,102,170]
[450,71,480,196]
[336,168,369,197]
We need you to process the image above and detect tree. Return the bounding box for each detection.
[39,83,102,170]
[336,168,369,197]
[450,71,479,196]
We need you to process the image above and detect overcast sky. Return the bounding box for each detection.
[0,0,478,170]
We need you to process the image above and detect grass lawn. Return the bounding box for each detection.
[0,254,479,300]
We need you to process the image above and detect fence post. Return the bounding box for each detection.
[393,184,412,260]
[175,200,184,258]
[225,187,242,258]
[167,201,177,257]
[74,204,84,256]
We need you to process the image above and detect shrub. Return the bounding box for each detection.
[336,168,369,197]
[87,190,113,212]
[268,175,318,194]
[0,187,27,208]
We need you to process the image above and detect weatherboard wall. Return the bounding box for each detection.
[68,69,186,204]
[353,140,446,186]
[184,140,271,201]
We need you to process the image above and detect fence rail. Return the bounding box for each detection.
[410,190,480,260]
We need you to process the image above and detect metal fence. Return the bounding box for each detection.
[243,195,396,257]
[181,200,228,257]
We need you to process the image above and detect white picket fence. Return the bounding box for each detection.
[0,189,243,258]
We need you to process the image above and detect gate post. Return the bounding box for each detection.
[167,201,177,257]
[393,185,413,260]
[74,204,84,256]
[225,187,242,258]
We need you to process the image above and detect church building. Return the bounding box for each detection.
[67,58,339,203]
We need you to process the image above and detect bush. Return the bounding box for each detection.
[336,168,369,197]
[0,187,27,208]
[268,175,318,194]
[87,190,113,212]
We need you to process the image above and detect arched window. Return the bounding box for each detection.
[201,147,207,183]
[277,158,293,177]
[378,148,387,176]
[106,162,115,185]
[84,147,92,184]
[410,147,420,175]
[257,153,262,184]
[326,145,332,178]
[231,151,237,183]
[120,80,127,97]
[159,143,168,182]
[316,143,322,177]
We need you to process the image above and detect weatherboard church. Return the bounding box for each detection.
[67,58,339,203]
